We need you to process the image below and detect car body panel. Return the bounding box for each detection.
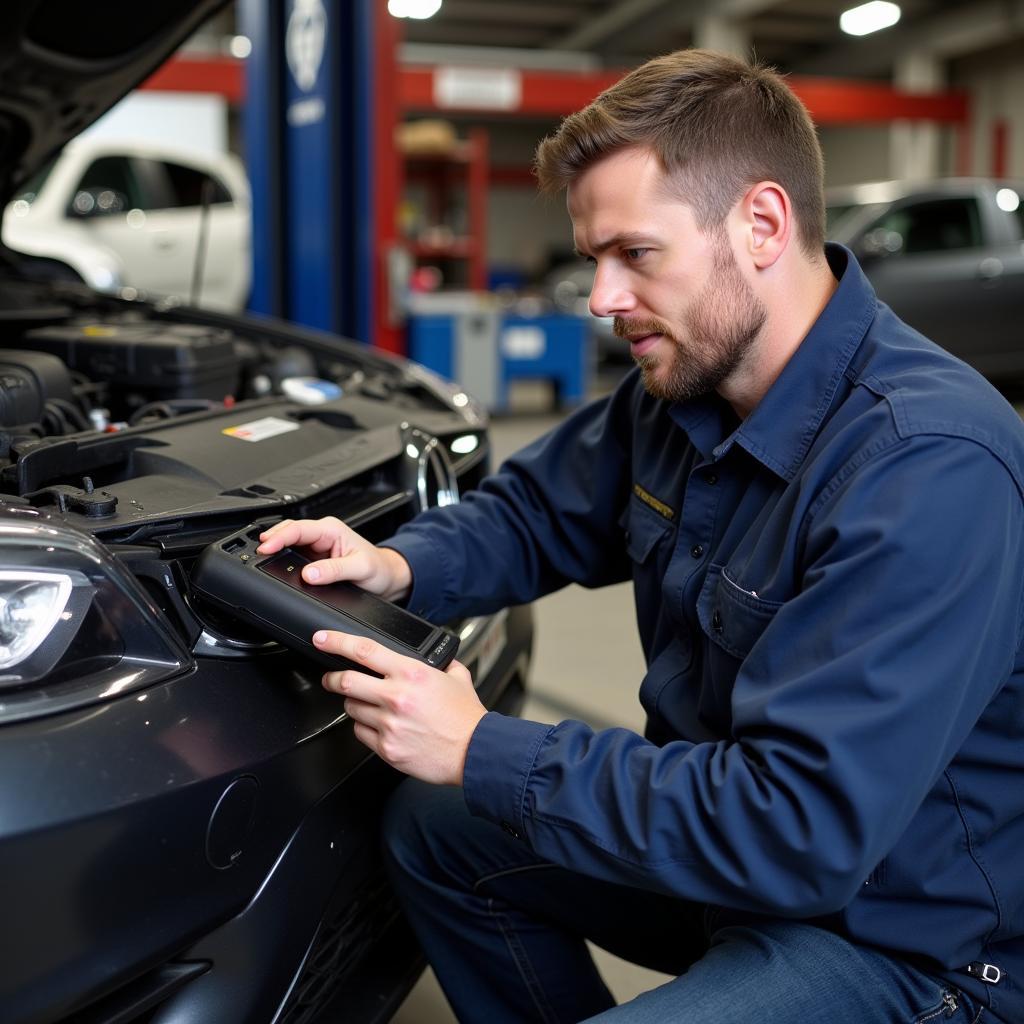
[0,280,533,1022]
[0,5,532,1020]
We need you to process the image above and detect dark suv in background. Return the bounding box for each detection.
[0,3,532,1022]
[828,178,1024,393]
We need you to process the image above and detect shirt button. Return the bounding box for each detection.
[501,821,521,840]
[711,610,723,633]
[706,473,718,485]
[690,544,704,559]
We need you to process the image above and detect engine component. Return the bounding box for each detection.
[20,321,240,414]
[0,350,75,429]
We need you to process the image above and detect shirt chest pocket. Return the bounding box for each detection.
[619,500,676,655]
[696,563,783,661]
[620,499,674,566]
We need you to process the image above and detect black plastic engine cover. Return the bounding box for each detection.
[21,321,240,405]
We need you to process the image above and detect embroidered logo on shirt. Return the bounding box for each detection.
[633,483,676,522]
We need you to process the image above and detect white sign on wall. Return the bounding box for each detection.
[434,67,522,111]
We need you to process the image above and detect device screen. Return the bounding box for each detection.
[257,551,435,649]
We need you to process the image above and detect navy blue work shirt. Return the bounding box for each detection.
[385,245,1024,1020]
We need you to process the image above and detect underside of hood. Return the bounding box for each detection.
[0,0,227,203]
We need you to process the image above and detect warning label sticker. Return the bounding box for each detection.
[222,417,301,442]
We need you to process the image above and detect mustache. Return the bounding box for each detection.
[613,317,672,341]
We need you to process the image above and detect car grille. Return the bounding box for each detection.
[277,869,407,1024]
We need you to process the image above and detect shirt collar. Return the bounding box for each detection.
[671,244,877,480]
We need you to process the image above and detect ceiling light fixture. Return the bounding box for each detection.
[840,1,901,36]
[388,0,443,19]
[229,35,252,59]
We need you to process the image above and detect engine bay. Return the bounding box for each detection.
[0,279,479,539]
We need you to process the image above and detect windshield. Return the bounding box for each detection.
[12,158,58,206]
[826,200,890,243]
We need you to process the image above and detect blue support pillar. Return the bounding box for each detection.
[239,0,377,343]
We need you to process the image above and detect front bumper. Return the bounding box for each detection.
[1,604,532,1024]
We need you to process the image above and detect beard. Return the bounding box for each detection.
[615,237,767,403]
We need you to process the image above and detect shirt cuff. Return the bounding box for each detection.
[463,711,554,840]
[379,531,448,619]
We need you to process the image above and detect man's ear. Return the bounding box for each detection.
[741,182,791,269]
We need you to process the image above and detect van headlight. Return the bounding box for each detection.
[0,514,190,722]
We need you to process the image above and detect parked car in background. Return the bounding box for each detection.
[3,136,251,311]
[828,178,1024,393]
[0,2,532,1022]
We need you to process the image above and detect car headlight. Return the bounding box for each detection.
[0,569,90,675]
[0,512,190,722]
[403,361,488,427]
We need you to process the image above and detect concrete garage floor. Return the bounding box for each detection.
[391,375,674,1023]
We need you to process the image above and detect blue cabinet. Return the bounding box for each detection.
[408,308,593,411]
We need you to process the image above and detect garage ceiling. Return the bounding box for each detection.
[398,0,1024,78]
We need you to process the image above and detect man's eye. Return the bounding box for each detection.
[624,248,649,261]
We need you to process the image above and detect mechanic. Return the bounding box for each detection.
[258,49,1024,1024]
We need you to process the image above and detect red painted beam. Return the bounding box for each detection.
[399,65,624,117]
[787,75,967,125]
[400,64,968,126]
[143,56,969,128]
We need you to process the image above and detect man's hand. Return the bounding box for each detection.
[257,517,412,602]
[314,629,486,786]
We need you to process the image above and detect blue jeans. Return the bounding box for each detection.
[382,780,987,1024]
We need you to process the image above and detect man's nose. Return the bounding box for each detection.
[589,264,635,319]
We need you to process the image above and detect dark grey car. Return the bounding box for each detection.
[828,178,1024,392]
[0,3,532,1022]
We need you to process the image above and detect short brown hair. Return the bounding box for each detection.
[534,49,825,256]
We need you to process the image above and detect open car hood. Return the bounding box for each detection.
[0,0,227,203]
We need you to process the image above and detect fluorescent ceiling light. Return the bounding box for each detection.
[840,1,901,36]
[389,0,443,18]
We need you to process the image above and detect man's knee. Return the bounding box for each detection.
[381,779,470,885]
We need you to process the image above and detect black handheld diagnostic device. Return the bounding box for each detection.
[191,524,459,671]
